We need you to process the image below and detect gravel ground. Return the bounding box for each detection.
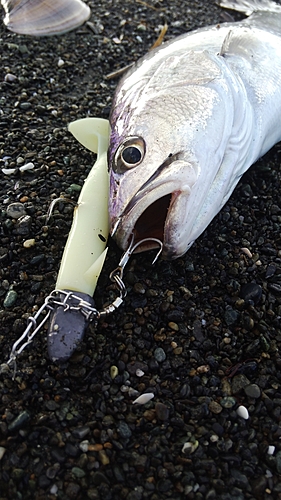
[1,1,281,499]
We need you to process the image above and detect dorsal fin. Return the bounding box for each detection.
[219,27,255,58]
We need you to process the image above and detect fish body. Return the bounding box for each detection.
[108,0,281,259]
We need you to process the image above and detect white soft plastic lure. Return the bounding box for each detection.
[108,0,281,259]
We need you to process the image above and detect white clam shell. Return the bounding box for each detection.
[236,405,249,420]
[1,0,91,35]
[132,393,154,405]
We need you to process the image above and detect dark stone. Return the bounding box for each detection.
[157,479,173,493]
[155,402,170,421]
[224,305,239,325]
[240,283,262,304]
[8,411,30,432]
[117,420,132,439]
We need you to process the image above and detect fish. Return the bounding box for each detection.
[1,0,90,35]
[108,0,281,259]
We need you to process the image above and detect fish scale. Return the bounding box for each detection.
[108,0,281,259]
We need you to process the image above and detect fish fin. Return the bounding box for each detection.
[219,0,281,16]
[219,28,255,58]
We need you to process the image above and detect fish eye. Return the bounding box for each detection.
[122,146,142,165]
[113,137,145,173]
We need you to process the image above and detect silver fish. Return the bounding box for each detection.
[108,0,281,259]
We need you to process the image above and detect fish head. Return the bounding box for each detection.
[108,51,234,259]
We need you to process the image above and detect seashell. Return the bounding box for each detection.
[1,0,91,36]
[236,405,249,420]
[132,393,154,405]
[182,440,199,455]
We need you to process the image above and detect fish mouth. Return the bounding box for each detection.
[133,193,173,253]
[111,185,182,258]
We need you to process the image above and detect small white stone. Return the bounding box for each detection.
[120,385,130,393]
[210,434,219,443]
[4,73,17,83]
[136,368,144,377]
[50,484,58,495]
[23,239,35,249]
[79,440,89,453]
[268,445,275,455]
[241,247,252,258]
[2,168,16,175]
[19,162,34,172]
[132,393,154,405]
[58,58,65,67]
[236,405,249,420]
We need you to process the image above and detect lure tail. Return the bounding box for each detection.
[219,0,281,15]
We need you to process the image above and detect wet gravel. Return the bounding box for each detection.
[1,1,281,499]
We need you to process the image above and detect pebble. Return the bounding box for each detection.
[4,73,17,82]
[133,393,154,405]
[6,202,26,219]
[209,401,223,414]
[224,305,239,325]
[71,467,85,478]
[220,396,236,409]
[244,383,261,399]
[240,282,262,304]
[155,402,169,421]
[23,238,35,248]
[8,411,31,431]
[3,290,18,308]
[0,447,6,460]
[236,405,249,420]
[72,426,90,439]
[99,449,110,465]
[154,347,166,362]
[110,365,118,379]
[231,374,251,394]
[19,162,35,172]
[15,215,31,235]
[117,421,132,439]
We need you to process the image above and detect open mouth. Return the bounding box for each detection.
[132,193,172,253]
